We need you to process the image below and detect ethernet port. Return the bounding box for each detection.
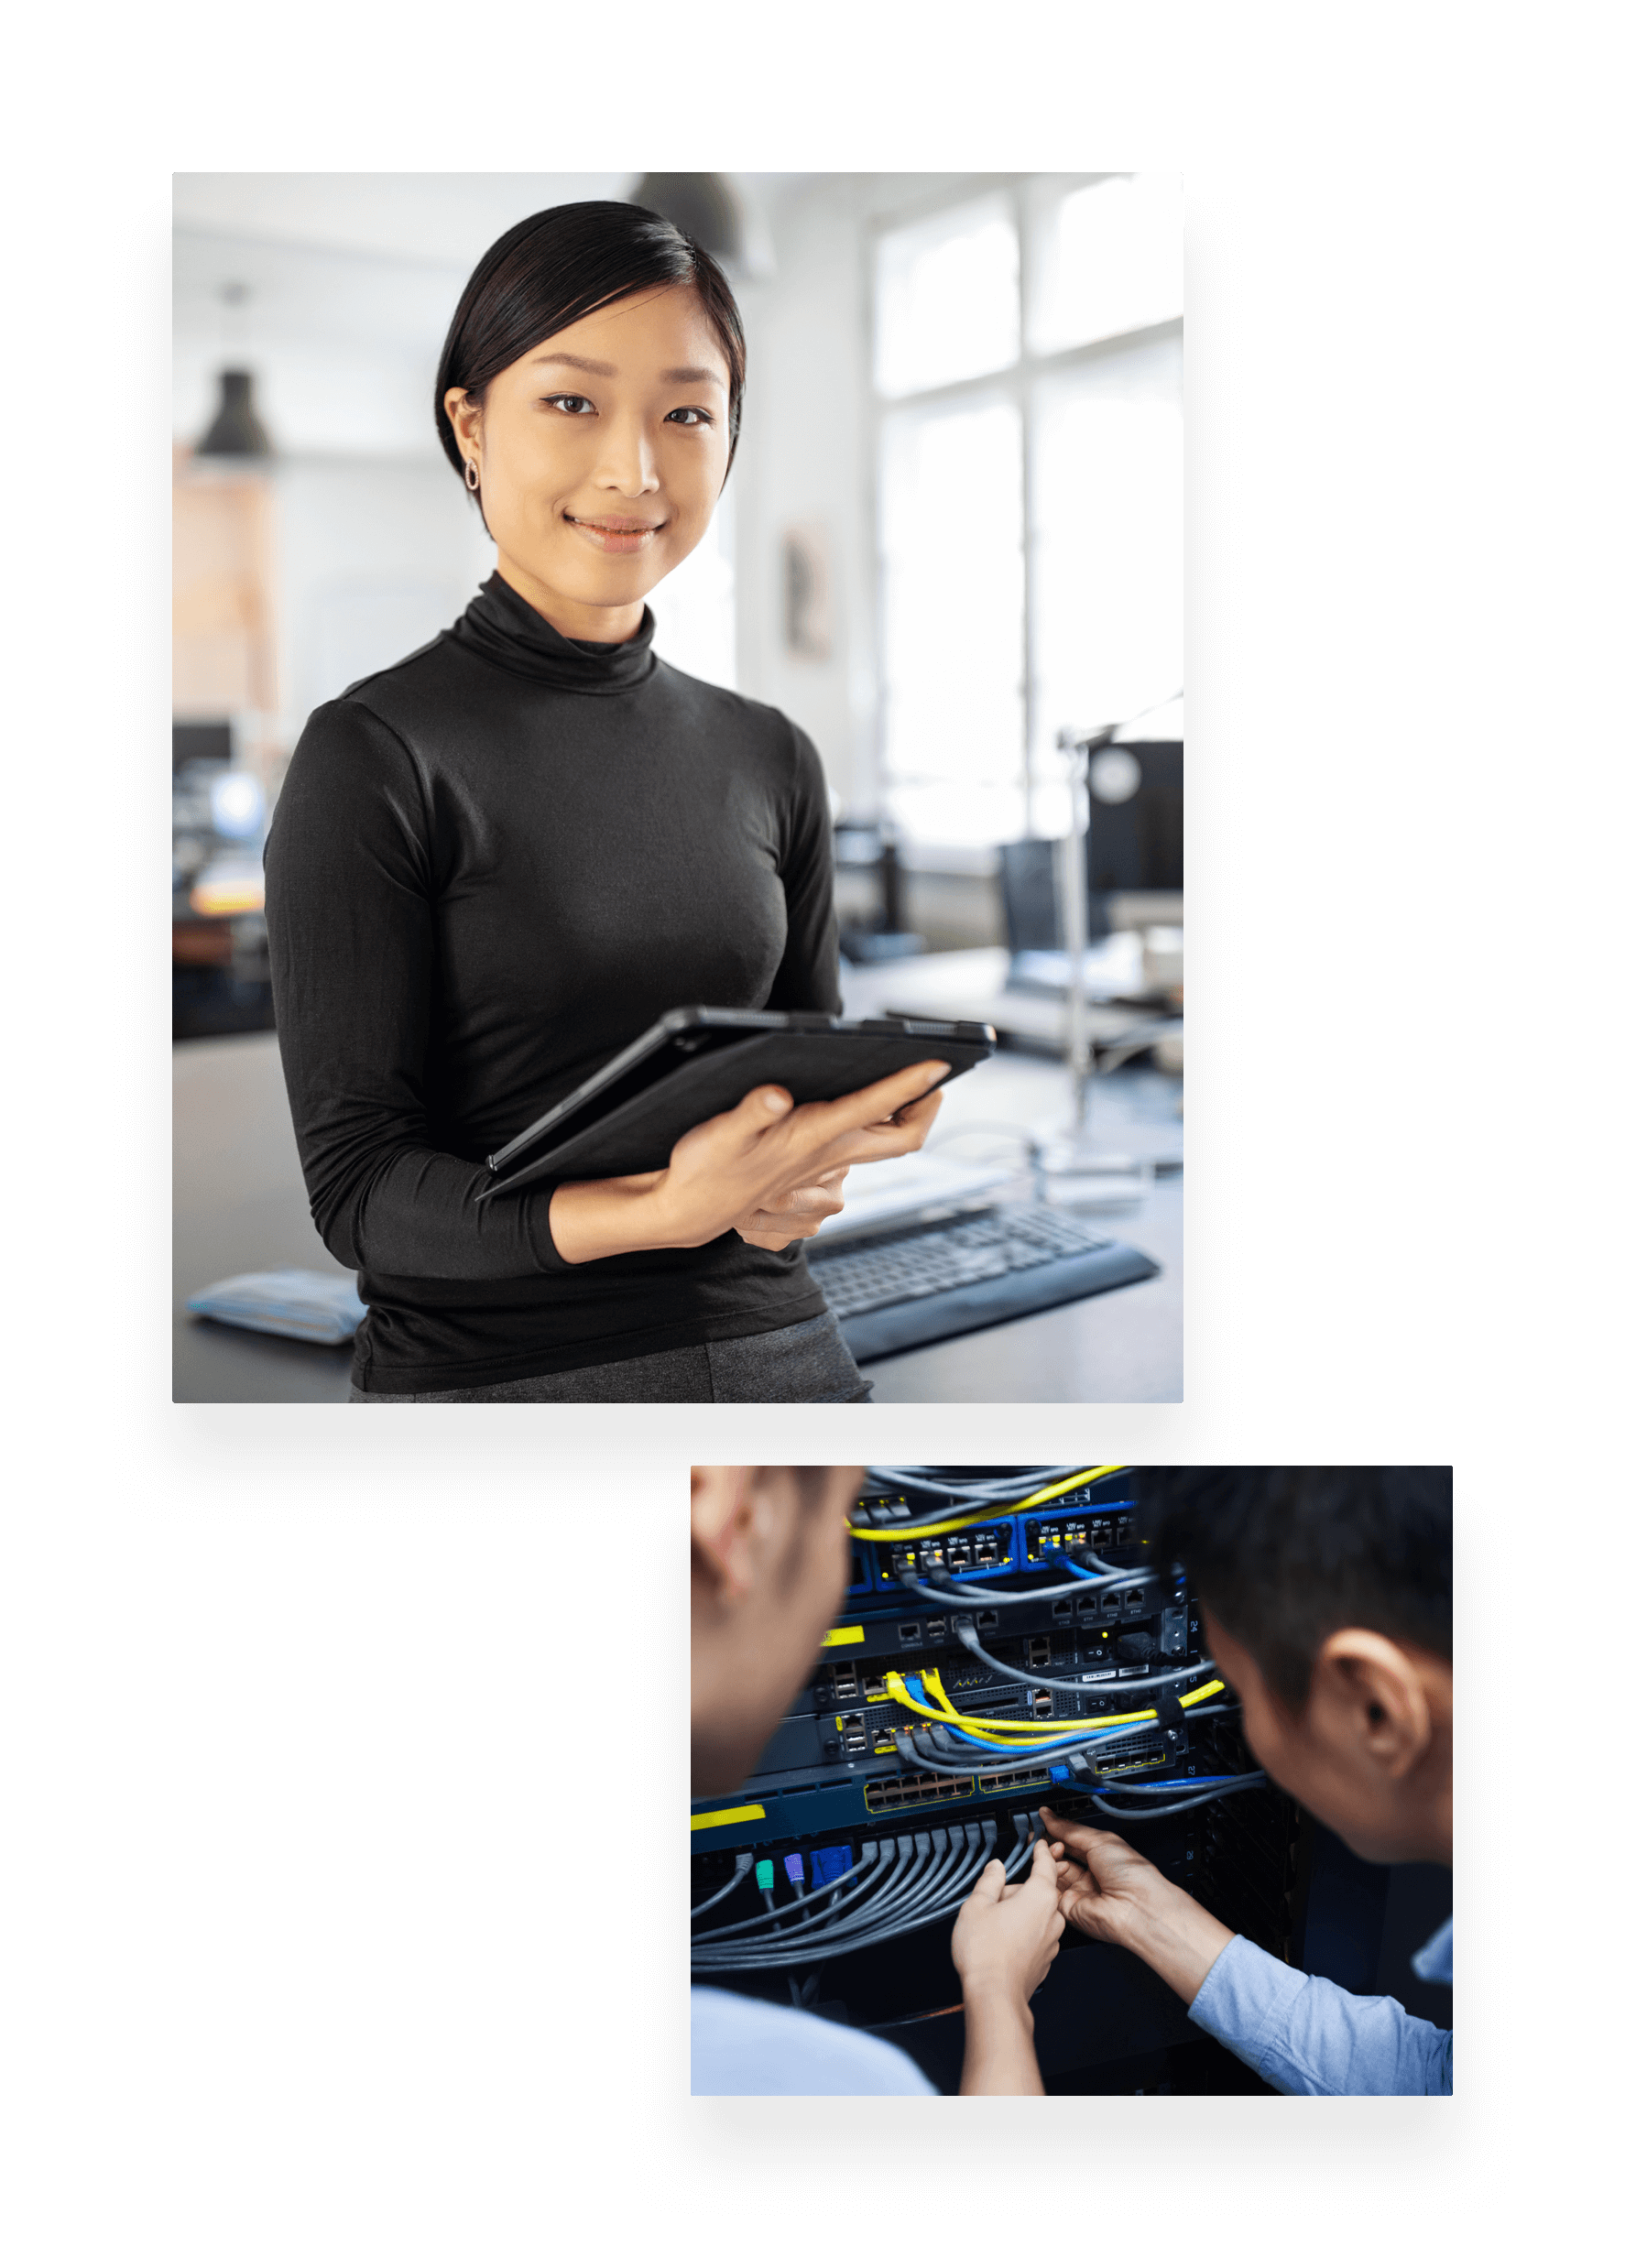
[1116,1515,1135,1543]
[1027,1637,1052,1669]
[863,1676,886,1702]
[976,1610,999,1633]
[889,1546,913,1578]
[1125,1588,1145,1608]
[1031,1690,1054,1719]
[1052,1600,1074,1621]
[945,1541,972,1573]
[973,1537,998,1567]
[1078,1599,1096,1622]
[899,1621,922,1645]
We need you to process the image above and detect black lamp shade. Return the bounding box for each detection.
[629,174,744,265]
[197,369,272,458]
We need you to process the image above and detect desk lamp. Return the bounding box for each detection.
[1039,692,1181,1205]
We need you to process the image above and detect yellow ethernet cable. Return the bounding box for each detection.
[883,1667,1227,1744]
[846,1467,1128,1543]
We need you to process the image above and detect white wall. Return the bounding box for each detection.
[174,175,993,799]
[730,174,1014,823]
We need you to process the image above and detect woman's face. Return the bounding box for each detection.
[444,282,732,641]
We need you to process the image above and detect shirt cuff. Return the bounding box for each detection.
[1187,1934,1309,2079]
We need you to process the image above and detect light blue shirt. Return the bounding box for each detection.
[691,1987,937,2095]
[1188,1918,1453,2095]
[693,1924,1454,2096]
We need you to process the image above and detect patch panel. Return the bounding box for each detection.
[1021,1508,1140,1564]
[871,1522,1020,1587]
[700,1477,1256,2009]
[864,1771,976,1813]
[974,1763,1058,1795]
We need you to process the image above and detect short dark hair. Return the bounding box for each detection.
[433,200,747,499]
[1139,1467,1452,1712]
[775,1467,853,1595]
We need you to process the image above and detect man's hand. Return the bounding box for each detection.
[1038,1807,1235,2007]
[1039,1811,1173,1946]
[732,1164,849,1251]
[952,1835,1066,2003]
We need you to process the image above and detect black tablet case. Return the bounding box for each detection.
[477,1008,995,1198]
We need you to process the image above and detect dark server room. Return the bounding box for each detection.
[690,1469,1452,2086]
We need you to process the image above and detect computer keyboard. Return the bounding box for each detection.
[807,1203,1159,1362]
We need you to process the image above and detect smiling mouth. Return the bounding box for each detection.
[565,514,666,554]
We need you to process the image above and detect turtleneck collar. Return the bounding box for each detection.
[450,572,660,694]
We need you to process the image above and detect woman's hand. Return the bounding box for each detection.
[732,1164,849,1251]
[649,1061,953,1260]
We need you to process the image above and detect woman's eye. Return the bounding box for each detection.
[547,397,712,426]
[544,394,594,416]
[666,406,714,427]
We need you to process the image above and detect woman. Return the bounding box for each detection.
[264,201,945,1402]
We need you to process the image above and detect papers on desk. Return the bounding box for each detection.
[818,1153,1015,1246]
[187,1269,366,1345]
[1006,929,1183,1000]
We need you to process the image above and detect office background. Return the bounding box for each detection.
[173,171,1184,1401]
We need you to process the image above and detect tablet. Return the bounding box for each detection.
[477,1007,996,1199]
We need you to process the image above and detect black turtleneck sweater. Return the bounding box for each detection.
[263,572,841,1394]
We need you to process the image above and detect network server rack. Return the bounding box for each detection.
[692,1467,1309,2092]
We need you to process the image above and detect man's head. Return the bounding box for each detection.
[691,1466,864,1799]
[1140,1467,1452,1867]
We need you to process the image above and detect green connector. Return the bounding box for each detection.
[755,1859,775,1891]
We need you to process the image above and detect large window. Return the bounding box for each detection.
[875,176,1183,849]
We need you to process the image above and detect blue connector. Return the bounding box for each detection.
[809,1845,854,1887]
[783,1852,805,1885]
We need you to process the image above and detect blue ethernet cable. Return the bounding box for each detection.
[894,1691,1172,1765]
[1083,1772,1270,1819]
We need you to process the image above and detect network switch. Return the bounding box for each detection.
[692,1466,1315,2087]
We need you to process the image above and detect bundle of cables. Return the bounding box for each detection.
[685,1469,1271,1986]
[849,1468,1267,1815]
[689,1814,1042,1973]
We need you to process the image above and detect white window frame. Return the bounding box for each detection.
[870,174,1183,855]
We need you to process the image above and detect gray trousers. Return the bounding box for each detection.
[348,1310,873,1404]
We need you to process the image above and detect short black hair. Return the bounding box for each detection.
[433,199,747,502]
[774,1467,854,1596]
[1139,1467,1452,1712]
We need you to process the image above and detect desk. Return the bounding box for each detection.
[173,1033,1181,1404]
[174,1033,354,1403]
[840,952,1182,1401]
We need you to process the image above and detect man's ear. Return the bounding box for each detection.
[691,1467,759,1603]
[1316,1632,1434,1769]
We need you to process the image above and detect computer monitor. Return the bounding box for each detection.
[999,740,1183,944]
[173,719,233,772]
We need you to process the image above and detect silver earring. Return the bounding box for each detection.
[464,458,479,492]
